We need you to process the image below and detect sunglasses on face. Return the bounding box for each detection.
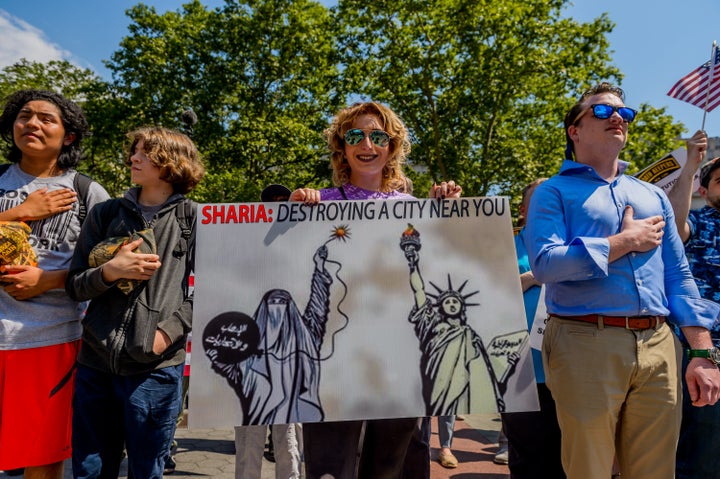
[344,129,391,147]
[574,104,638,124]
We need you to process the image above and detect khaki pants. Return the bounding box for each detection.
[542,317,682,479]
[235,424,303,479]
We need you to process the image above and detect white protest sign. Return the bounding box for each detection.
[190,197,539,428]
[635,147,697,192]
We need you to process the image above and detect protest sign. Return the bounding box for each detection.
[190,197,539,427]
[635,147,697,192]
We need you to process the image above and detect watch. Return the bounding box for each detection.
[687,347,720,366]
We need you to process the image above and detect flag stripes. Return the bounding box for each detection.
[667,45,720,113]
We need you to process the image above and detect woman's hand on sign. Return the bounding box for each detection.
[290,187,321,205]
[429,181,462,199]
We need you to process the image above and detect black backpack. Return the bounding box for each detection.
[0,163,95,224]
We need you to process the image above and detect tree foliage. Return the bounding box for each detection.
[336,0,624,201]
[621,103,685,174]
[0,59,99,100]
[0,0,692,209]
[105,0,342,202]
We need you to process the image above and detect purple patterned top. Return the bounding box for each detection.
[319,183,414,201]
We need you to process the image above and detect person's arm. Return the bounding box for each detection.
[0,187,86,299]
[606,205,665,262]
[0,188,77,222]
[519,271,540,292]
[658,192,720,407]
[0,266,67,300]
[667,130,707,243]
[99,238,161,283]
[681,325,720,407]
[155,210,196,355]
[289,187,321,204]
[66,201,117,301]
[527,186,663,284]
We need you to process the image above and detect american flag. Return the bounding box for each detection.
[667,44,720,113]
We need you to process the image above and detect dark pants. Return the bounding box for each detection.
[676,350,720,479]
[72,364,183,479]
[402,418,430,479]
[503,383,565,479]
[304,417,418,479]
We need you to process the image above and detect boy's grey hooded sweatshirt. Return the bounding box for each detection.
[66,188,195,375]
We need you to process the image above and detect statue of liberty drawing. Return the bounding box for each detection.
[400,224,520,414]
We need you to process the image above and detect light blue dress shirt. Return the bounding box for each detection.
[525,159,718,329]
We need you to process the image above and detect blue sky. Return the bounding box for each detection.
[0,0,717,135]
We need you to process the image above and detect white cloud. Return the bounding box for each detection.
[0,9,71,68]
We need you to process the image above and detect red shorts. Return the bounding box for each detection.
[0,340,80,469]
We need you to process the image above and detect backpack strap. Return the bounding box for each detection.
[174,199,195,241]
[173,199,196,296]
[73,171,94,224]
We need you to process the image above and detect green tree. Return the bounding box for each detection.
[621,103,685,174]
[335,0,685,206]
[106,0,342,202]
[0,59,99,100]
[1,1,691,208]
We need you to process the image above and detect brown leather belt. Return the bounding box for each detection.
[551,314,666,330]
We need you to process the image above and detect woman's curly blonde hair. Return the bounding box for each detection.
[125,126,205,194]
[325,102,411,192]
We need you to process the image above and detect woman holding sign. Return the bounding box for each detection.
[290,101,461,479]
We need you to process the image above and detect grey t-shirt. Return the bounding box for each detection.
[0,163,110,349]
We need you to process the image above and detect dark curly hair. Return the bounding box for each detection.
[125,127,205,194]
[0,89,90,170]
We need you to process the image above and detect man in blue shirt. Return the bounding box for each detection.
[667,129,720,479]
[525,83,720,479]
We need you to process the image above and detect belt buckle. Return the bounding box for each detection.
[652,316,661,330]
[625,316,647,330]
[626,316,660,330]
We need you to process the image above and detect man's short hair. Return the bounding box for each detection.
[700,157,720,188]
[563,82,626,159]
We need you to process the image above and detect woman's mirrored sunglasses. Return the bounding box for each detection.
[344,129,391,147]
[575,104,638,124]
